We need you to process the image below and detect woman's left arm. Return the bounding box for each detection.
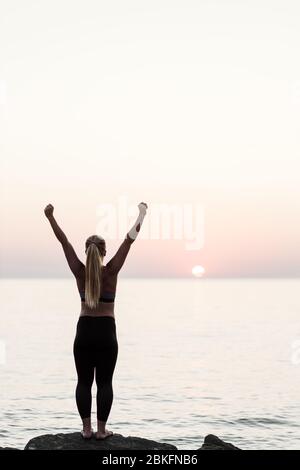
[44,204,84,277]
[106,202,148,275]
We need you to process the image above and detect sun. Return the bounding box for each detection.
[192,265,205,277]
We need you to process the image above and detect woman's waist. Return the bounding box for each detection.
[80,302,114,316]
[79,311,115,319]
[78,314,115,321]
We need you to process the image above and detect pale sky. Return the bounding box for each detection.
[0,0,299,278]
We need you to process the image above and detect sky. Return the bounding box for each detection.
[0,0,299,278]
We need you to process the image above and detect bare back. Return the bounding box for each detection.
[76,265,118,318]
[74,236,134,318]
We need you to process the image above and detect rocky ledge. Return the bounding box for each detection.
[24,433,177,450]
[0,434,241,451]
[19,433,241,450]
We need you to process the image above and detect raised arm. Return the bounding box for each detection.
[44,204,84,277]
[106,202,148,275]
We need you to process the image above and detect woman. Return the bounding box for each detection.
[44,201,148,439]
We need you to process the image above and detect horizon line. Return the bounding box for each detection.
[0,276,299,280]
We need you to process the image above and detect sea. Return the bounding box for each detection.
[0,278,299,450]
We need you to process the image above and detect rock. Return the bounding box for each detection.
[0,447,20,450]
[24,432,177,450]
[198,434,241,450]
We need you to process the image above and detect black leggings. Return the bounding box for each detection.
[73,316,118,422]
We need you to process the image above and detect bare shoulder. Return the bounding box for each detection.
[102,264,118,293]
[103,263,117,279]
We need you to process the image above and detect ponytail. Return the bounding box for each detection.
[85,243,103,309]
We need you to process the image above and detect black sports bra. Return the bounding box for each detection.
[80,291,115,303]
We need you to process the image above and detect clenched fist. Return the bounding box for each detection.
[138,202,148,214]
[44,204,54,218]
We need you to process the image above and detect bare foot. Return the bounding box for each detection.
[81,428,93,439]
[96,429,113,440]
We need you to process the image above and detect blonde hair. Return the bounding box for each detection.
[85,236,104,309]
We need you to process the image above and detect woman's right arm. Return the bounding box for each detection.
[106,202,148,275]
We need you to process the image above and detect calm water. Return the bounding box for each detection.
[0,278,300,450]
